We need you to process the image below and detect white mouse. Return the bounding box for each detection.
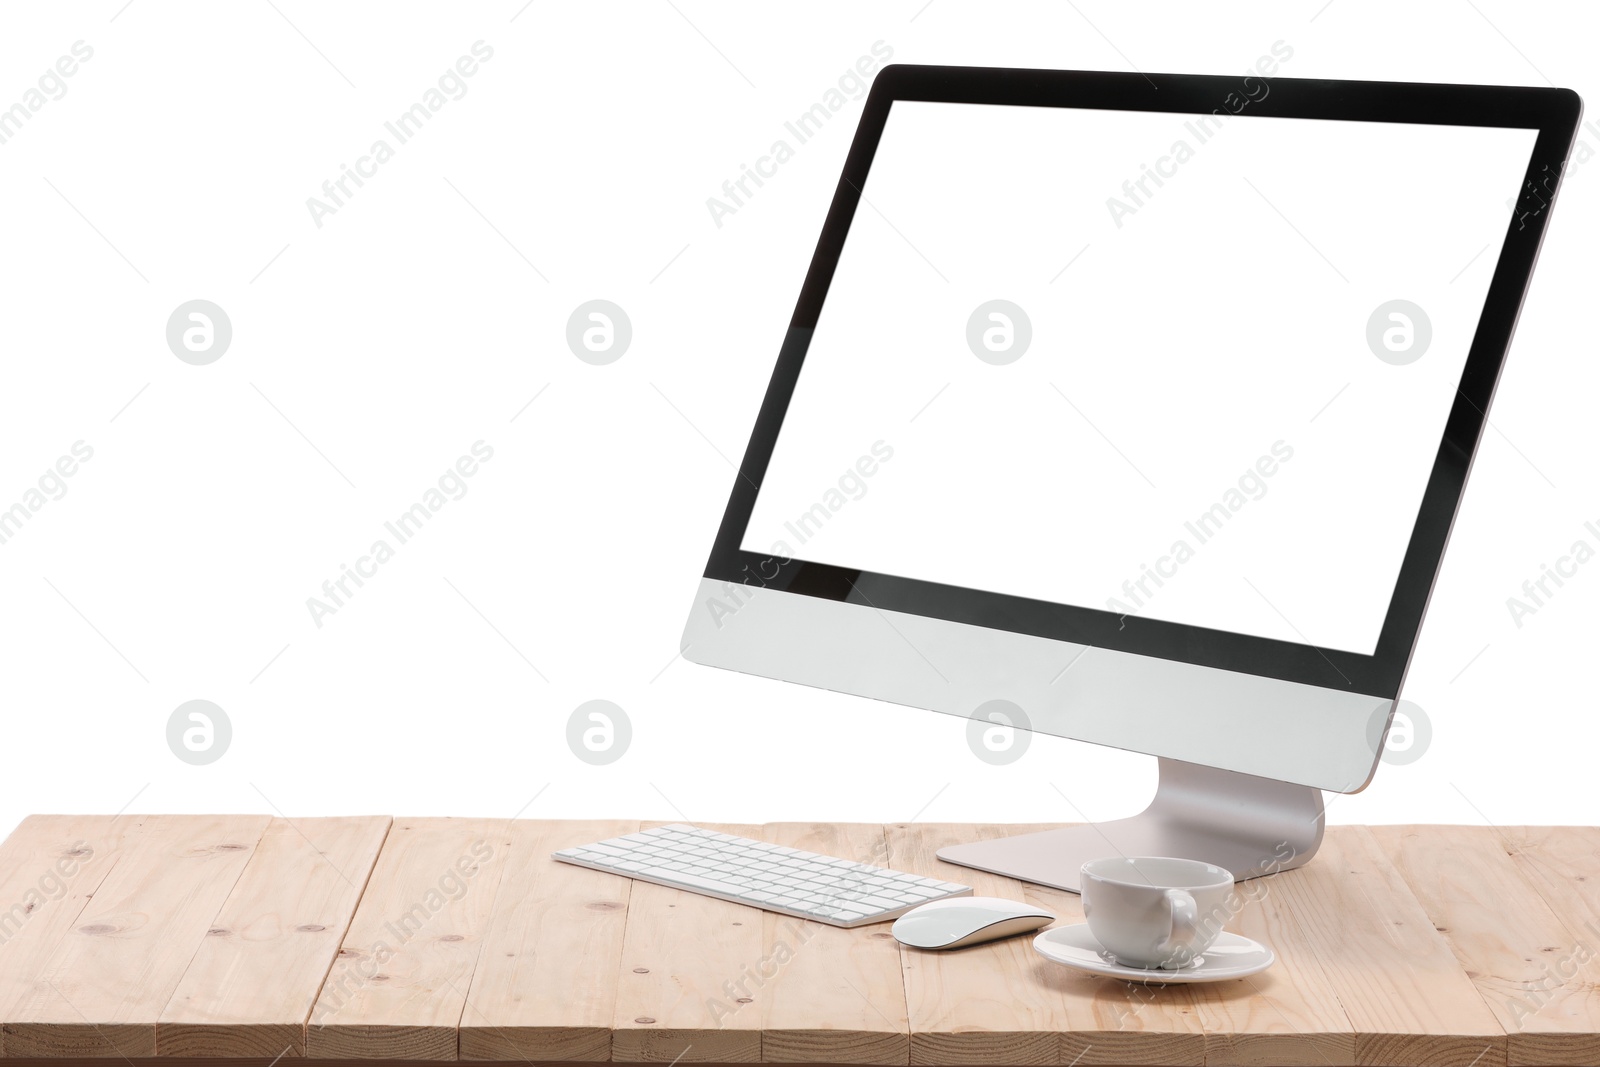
[891,896,1056,950]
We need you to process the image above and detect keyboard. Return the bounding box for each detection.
[553,823,972,927]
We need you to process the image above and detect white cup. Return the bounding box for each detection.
[1080,856,1236,969]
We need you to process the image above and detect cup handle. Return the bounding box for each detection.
[1157,888,1199,965]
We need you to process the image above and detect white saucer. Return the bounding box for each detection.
[1033,923,1275,983]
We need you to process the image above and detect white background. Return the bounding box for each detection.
[0,0,1594,838]
[745,102,1534,655]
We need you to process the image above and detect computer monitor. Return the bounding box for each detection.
[681,66,1579,891]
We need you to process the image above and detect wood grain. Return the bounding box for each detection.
[893,822,1207,1066]
[1,813,273,1059]
[458,820,639,1061]
[0,815,146,1059]
[610,824,765,1063]
[1184,859,1356,1066]
[1501,827,1600,942]
[757,823,908,1064]
[155,816,392,1058]
[1377,825,1600,1067]
[306,818,513,1061]
[1270,826,1507,1067]
[1506,826,1600,1066]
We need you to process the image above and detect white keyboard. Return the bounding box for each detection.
[553,823,972,927]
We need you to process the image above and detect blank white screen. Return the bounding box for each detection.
[742,100,1538,655]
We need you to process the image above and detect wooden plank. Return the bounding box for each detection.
[306,818,513,1061]
[610,824,765,1063]
[0,815,146,1059]
[1,814,273,1059]
[1379,825,1600,1067]
[758,823,909,1064]
[1270,826,1507,1067]
[457,820,640,1061]
[892,823,1206,1066]
[1183,858,1357,1067]
[1509,826,1600,1066]
[155,816,392,1058]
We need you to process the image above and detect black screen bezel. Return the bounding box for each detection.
[701,65,1580,698]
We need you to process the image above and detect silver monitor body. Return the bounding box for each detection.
[682,66,1579,891]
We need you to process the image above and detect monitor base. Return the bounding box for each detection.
[936,758,1325,892]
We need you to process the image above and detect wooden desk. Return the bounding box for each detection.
[0,817,1594,1066]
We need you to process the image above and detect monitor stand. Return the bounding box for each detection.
[936,758,1325,892]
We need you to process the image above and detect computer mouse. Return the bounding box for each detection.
[891,896,1056,950]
